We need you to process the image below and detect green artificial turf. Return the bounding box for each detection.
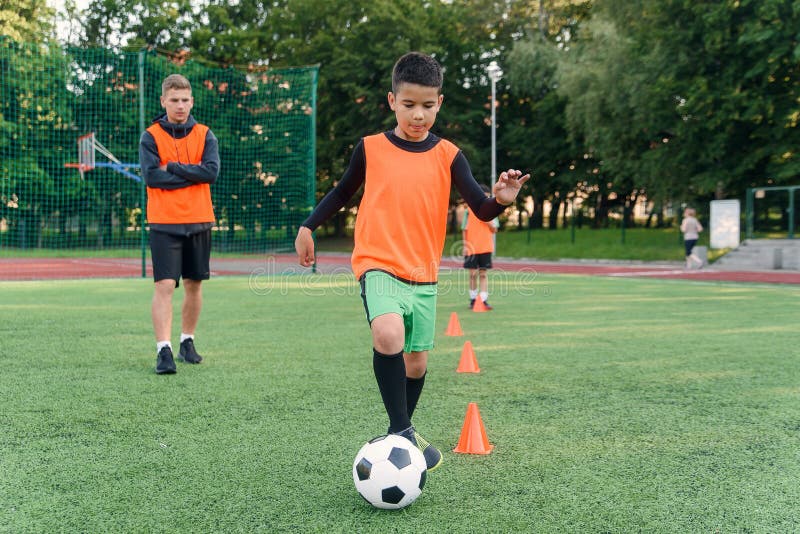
[1,274,798,531]
[484,227,719,262]
[320,227,723,263]
[0,226,711,263]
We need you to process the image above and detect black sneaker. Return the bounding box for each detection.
[413,431,443,471]
[178,338,203,364]
[155,346,176,374]
[469,298,475,309]
[483,301,493,311]
[394,426,443,471]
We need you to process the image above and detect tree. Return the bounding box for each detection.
[83,0,198,50]
[0,38,73,247]
[557,0,800,218]
[78,0,547,236]
[506,1,593,228]
[0,0,55,43]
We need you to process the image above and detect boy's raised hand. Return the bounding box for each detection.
[493,169,530,206]
[295,226,315,267]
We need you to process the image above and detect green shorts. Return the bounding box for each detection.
[359,270,438,352]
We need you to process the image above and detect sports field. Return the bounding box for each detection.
[2,272,798,531]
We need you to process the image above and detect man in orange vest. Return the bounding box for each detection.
[461,184,499,310]
[139,74,220,375]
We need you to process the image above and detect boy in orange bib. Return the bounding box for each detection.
[295,53,529,470]
[462,184,499,310]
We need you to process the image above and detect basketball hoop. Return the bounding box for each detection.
[64,132,142,182]
[64,133,96,179]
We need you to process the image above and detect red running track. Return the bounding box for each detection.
[2,255,799,284]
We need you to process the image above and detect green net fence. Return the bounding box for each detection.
[0,38,318,263]
[746,186,800,239]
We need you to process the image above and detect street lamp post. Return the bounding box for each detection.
[487,61,503,257]
[487,61,503,191]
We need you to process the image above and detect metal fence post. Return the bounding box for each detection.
[138,50,147,278]
[745,188,753,240]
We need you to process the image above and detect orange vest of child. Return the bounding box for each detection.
[351,133,459,283]
[463,211,495,255]
[145,122,215,224]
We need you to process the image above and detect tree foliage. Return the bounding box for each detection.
[556,0,799,204]
[39,0,800,234]
[0,0,54,43]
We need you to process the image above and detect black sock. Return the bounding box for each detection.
[373,349,411,433]
[406,372,426,420]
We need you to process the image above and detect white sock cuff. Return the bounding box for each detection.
[479,291,489,302]
[180,333,194,343]
[156,341,171,352]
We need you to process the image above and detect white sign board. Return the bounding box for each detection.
[710,200,740,249]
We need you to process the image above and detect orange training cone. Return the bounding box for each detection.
[453,402,494,455]
[472,295,488,313]
[444,312,464,336]
[456,341,480,373]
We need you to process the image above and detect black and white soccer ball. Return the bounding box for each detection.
[352,434,427,509]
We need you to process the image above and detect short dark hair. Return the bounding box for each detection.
[391,52,443,93]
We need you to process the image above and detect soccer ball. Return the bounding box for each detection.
[352,434,427,509]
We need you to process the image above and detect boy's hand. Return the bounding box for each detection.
[493,169,530,206]
[295,226,315,267]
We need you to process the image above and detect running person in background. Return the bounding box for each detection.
[294,52,529,470]
[680,207,704,269]
[461,184,499,310]
[139,74,220,374]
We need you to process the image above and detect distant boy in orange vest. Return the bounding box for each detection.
[139,74,220,375]
[461,184,499,310]
[294,52,529,471]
